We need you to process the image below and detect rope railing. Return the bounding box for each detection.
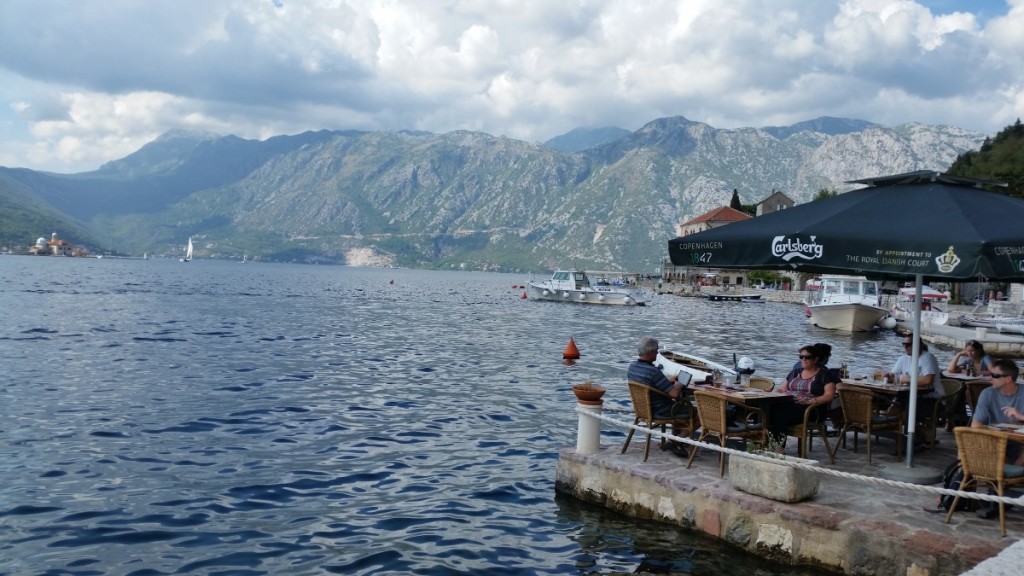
[578,405,1024,509]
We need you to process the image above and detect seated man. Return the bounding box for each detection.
[971,358,1024,466]
[887,336,941,444]
[627,336,691,456]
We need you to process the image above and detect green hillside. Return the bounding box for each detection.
[948,119,1024,197]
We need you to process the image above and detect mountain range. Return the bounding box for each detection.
[0,116,986,272]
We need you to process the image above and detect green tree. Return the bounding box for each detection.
[730,188,742,210]
[948,119,1024,198]
[812,187,840,201]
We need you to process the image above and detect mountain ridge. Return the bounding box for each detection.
[0,116,987,270]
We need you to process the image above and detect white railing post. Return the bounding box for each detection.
[576,402,602,453]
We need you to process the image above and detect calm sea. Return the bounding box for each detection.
[0,257,908,575]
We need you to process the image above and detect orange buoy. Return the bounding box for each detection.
[562,337,580,359]
[521,291,527,299]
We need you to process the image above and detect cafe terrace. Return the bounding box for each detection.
[556,379,1024,576]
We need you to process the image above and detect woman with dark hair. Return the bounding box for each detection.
[767,344,839,449]
[947,339,993,376]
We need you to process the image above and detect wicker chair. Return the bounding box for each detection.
[917,379,963,447]
[687,389,768,476]
[945,427,1024,536]
[787,403,835,464]
[621,381,695,462]
[747,376,775,391]
[964,379,992,420]
[832,385,903,464]
[939,378,967,429]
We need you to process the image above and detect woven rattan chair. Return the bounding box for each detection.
[945,427,1024,536]
[621,381,694,462]
[687,389,768,476]
[938,378,967,429]
[787,403,835,464]
[918,379,963,447]
[832,385,902,464]
[964,379,992,420]
[747,376,775,391]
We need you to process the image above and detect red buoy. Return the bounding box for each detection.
[562,337,580,359]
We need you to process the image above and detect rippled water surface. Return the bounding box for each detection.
[0,257,916,575]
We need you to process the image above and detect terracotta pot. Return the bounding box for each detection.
[572,384,606,403]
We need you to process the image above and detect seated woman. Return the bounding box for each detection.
[947,339,993,376]
[767,344,839,449]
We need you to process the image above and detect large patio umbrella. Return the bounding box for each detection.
[668,171,1024,469]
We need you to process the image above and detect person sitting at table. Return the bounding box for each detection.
[789,343,844,432]
[767,344,838,451]
[627,336,691,456]
[887,335,941,445]
[947,339,993,376]
[970,358,1024,466]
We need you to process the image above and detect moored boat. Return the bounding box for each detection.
[702,291,763,302]
[803,275,888,332]
[960,314,1024,329]
[997,323,1024,335]
[890,285,949,326]
[526,270,650,306]
[655,348,754,383]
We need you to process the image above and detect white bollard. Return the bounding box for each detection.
[576,402,602,453]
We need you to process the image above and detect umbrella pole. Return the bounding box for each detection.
[904,275,923,467]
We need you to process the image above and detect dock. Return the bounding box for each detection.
[557,406,1024,576]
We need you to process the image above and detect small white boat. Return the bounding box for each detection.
[997,323,1024,335]
[890,286,949,326]
[180,237,193,262]
[702,290,763,303]
[526,270,650,306]
[961,315,1024,329]
[655,348,753,384]
[803,275,888,332]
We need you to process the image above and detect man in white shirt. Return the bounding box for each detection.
[887,335,941,444]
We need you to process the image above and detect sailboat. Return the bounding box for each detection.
[180,237,193,262]
[241,253,247,264]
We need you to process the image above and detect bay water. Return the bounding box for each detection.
[0,257,908,574]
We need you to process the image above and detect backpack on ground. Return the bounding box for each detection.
[938,459,975,512]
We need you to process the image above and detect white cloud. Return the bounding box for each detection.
[0,0,1020,173]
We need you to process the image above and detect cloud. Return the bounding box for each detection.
[0,0,1020,173]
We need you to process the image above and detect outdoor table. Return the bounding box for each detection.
[989,425,1024,441]
[942,370,984,381]
[689,383,793,425]
[690,382,792,404]
[839,377,906,397]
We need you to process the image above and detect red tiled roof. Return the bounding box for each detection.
[680,206,751,227]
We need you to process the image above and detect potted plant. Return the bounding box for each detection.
[572,381,606,404]
[728,440,820,502]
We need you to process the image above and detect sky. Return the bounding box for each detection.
[0,0,1021,174]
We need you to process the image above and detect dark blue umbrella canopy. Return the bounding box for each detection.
[668,171,1024,282]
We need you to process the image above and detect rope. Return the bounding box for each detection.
[578,406,1024,508]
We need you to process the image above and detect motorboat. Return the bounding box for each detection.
[701,289,763,303]
[655,348,754,384]
[960,314,1024,330]
[803,275,888,332]
[890,285,949,326]
[959,300,1024,330]
[997,323,1024,335]
[526,270,650,306]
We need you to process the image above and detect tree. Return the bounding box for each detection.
[730,188,742,210]
[812,187,840,201]
[948,119,1024,199]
